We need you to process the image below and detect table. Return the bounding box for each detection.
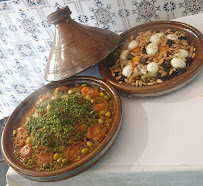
[5,13,203,186]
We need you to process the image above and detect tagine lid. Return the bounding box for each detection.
[44,6,121,82]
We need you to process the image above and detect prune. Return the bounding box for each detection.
[119,75,126,83]
[179,36,187,40]
[167,40,174,47]
[142,48,147,54]
[127,53,134,60]
[186,57,193,66]
[162,61,171,72]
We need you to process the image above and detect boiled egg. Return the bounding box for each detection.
[122,65,133,77]
[147,62,159,73]
[174,49,188,58]
[167,34,178,40]
[171,58,186,68]
[128,40,138,50]
[146,43,158,55]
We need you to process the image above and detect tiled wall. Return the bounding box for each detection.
[0,0,202,119]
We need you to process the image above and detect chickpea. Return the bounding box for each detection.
[81,148,89,154]
[53,153,60,160]
[98,118,104,124]
[86,141,93,147]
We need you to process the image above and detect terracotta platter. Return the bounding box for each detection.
[99,21,203,97]
[1,76,122,182]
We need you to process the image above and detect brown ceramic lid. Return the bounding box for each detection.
[44,6,121,81]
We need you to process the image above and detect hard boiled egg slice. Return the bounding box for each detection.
[171,58,186,68]
[174,49,189,58]
[146,43,158,55]
[122,65,133,78]
[167,34,178,40]
[147,62,159,73]
[128,40,138,50]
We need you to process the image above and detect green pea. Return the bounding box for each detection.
[105,112,112,118]
[98,118,104,124]
[90,99,95,104]
[53,153,60,160]
[104,95,109,100]
[62,158,69,165]
[81,148,89,154]
[57,157,63,164]
[81,84,87,87]
[99,92,105,97]
[86,141,93,147]
[85,95,91,101]
[99,110,106,116]
[43,163,49,169]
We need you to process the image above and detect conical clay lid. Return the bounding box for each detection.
[44,6,120,81]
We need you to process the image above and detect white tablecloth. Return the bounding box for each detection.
[6,13,203,186]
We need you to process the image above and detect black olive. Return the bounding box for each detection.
[162,60,171,72]
[114,72,119,77]
[141,58,148,65]
[119,75,126,83]
[127,53,134,60]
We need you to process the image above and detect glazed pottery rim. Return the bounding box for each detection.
[1,76,122,179]
[99,21,203,95]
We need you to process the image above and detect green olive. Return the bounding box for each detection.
[104,95,109,100]
[25,136,33,144]
[81,148,89,154]
[68,90,73,94]
[58,146,66,152]
[12,130,17,136]
[62,158,69,165]
[53,153,60,160]
[75,83,80,87]
[57,157,63,164]
[46,104,52,111]
[81,84,87,87]
[99,92,105,97]
[86,141,93,147]
[105,112,111,118]
[85,95,91,101]
[98,118,104,124]
[99,110,106,116]
[52,94,60,100]
[43,163,49,169]
[28,159,33,165]
[90,99,95,104]
[23,158,28,164]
